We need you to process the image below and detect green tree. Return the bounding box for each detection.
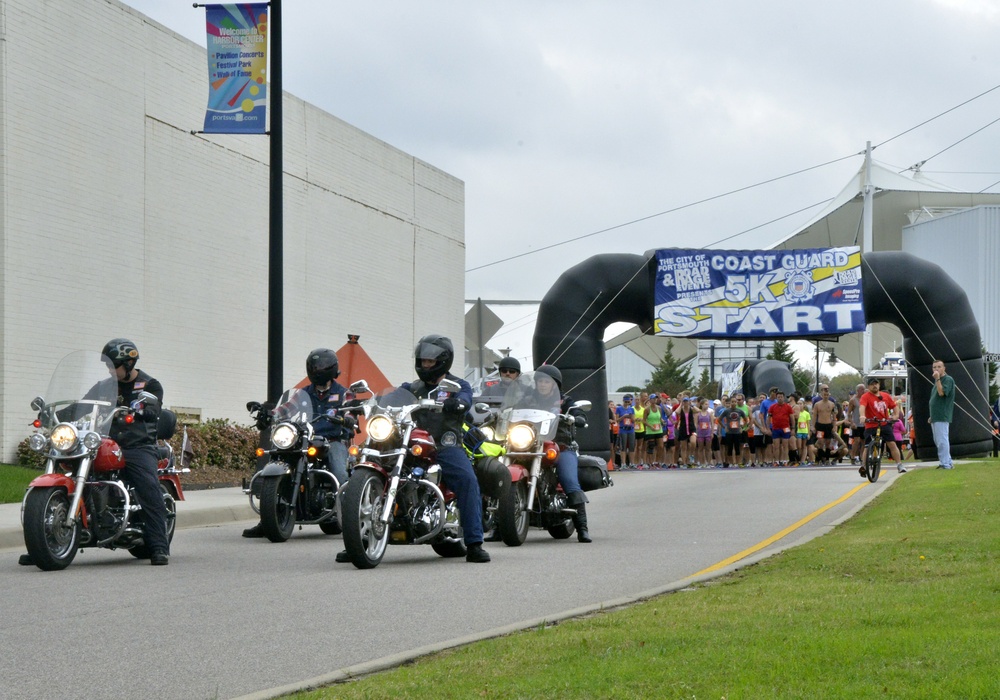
[617,385,642,394]
[644,339,692,396]
[766,340,812,396]
[693,368,719,400]
[829,372,864,402]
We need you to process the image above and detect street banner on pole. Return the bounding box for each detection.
[653,246,865,338]
[203,4,268,133]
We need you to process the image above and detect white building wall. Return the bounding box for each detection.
[0,0,464,459]
[903,205,1000,357]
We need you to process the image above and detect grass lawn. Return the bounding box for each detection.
[0,463,37,504]
[294,462,1000,700]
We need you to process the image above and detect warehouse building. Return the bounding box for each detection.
[0,0,465,459]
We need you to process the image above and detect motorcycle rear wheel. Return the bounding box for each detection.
[23,487,80,571]
[318,517,342,535]
[431,538,467,558]
[260,475,296,542]
[547,517,575,540]
[497,480,529,547]
[129,485,177,559]
[341,470,389,569]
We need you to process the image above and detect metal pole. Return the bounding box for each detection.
[476,298,485,384]
[862,141,874,374]
[267,0,283,402]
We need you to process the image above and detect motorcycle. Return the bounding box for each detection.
[340,379,468,569]
[21,350,186,571]
[488,370,594,547]
[244,387,356,542]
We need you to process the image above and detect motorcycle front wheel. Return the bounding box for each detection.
[23,487,81,571]
[259,475,296,542]
[129,485,177,559]
[497,480,529,547]
[341,470,389,569]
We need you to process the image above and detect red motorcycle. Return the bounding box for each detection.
[340,380,467,569]
[21,351,186,571]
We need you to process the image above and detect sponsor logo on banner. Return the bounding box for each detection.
[653,247,865,338]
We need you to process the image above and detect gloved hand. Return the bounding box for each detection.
[443,397,467,414]
[574,415,587,428]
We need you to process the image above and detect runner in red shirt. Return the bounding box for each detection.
[768,391,795,466]
[859,377,905,474]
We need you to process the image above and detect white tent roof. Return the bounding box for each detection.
[612,159,1000,373]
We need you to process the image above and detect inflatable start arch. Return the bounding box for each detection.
[533,250,991,460]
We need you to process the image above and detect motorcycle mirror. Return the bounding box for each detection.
[30,396,45,411]
[473,402,490,413]
[246,400,262,413]
[572,400,592,412]
[438,378,461,393]
[136,390,160,407]
[349,380,370,395]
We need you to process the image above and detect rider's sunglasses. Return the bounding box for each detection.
[499,368,519,375]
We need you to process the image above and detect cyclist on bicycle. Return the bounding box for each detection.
[859,377,907,475]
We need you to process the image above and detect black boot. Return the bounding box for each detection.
[465,542,491,563]
[242,522,265,538]
[18,553,34,566]
[573,503,592,543]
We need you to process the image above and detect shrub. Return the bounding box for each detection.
[16,418,260,475]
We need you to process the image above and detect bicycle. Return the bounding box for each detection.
[862,421,889,483]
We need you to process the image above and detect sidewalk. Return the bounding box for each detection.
[0,486,254,551]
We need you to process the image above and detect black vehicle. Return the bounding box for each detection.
[244,387,355,542]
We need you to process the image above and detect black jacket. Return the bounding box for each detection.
[110,369,163,449]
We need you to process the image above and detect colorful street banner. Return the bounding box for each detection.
[653,247,865,338]
[203,4,268,134]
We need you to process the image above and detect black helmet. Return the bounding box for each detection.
[102,338,139,373]
[497,356,521,374]
[534,364,562,390]
[306,348,339,385]
[414,334,454,383]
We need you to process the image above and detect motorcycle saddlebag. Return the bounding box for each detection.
[578,454,613,492]
[473,456,510,499]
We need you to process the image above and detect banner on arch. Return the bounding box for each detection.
[652,247,865,339]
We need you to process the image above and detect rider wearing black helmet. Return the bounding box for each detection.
[394,334,490,563]
[21,338,172,567]
[481,356,521,399]
[246,348,354,540]
[532,364,593,543]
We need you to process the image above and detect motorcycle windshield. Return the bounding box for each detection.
[495,371,561,442]
[271,387,315,425]
[38,351,118,432]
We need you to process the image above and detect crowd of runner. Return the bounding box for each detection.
[608,383,914,470]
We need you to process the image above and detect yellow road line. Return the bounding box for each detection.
[691,480,870,577]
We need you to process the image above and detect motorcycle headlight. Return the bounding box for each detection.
[367,415,395,442]
[50,424,79,453]
[28,433,49,452]
[82,431,102,451]
[507,424,536,451]
[480,425,495,441]
[271,423,299,450]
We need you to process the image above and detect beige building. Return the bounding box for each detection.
[0,0,465,459]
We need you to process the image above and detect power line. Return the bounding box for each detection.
[466,82,1000,275]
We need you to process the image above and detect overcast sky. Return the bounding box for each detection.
[123,0,1000,370]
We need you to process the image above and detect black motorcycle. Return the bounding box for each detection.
[244,388,356,542]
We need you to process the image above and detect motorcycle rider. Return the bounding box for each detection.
[480,356,521,399]
[377,334,490,563]
[246,348,354,540]
[529,364,593,543]
[21,338,171,567]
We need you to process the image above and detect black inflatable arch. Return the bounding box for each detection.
[533,250,991,460]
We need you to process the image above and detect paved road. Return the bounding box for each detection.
[1,465,901,700]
